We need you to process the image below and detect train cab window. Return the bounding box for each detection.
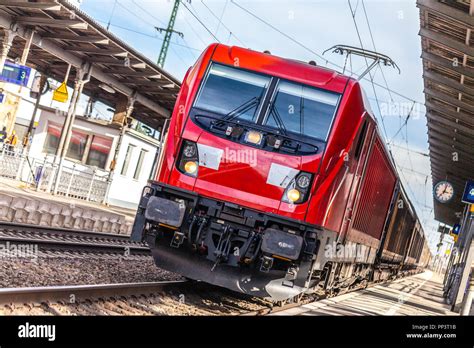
[194,63,271,122]
[264,80,340,141]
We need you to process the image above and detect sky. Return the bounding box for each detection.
[77,0,449,253]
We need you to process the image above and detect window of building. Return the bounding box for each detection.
[134,149,147,180]
[43,121,61,154]
[66,129,88,161]
[121,144,135,176]
[86,135,113,169]
[43,121,113,169]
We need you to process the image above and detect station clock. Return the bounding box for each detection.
[434,180,454,203]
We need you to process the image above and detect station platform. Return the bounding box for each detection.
[272,271,458,316]
[0,178,136,235]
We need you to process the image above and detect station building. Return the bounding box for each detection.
[1,82,162,209]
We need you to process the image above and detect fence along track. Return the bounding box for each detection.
[0,145,109,203]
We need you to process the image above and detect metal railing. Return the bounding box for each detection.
[0,144,111,203]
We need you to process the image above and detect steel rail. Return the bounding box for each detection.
[0,221,132,240]
[0,280,188,305]
[0,222,149,254]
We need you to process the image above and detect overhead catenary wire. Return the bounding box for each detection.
[361,0,393,102]
[182,16,209,46]
[200,0,245,46]
[116,0,156,28]
[97,2,199,74]
[128,0,198,60]
[347,0,390,142]
[181,1,221,42]
[387,101,416,145]
[214,0,228,36]
[95,19,201,52]
[229,0,425,107]
[169,43,190,66]
[114,0,199,65]
[114,0,425,110]
[180,36,198,60]
[389,143,429,157]
[106,0,118,30]
[346,0,433,231]
[230,0,330,66]
[348,0,428,222]
[131,0,167,26]
[399,166,430,179]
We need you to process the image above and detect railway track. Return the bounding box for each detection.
[0,280,274,315]
[0,221,149,255]
[0,222,423,315]
[0,279,331,316]
[0,280,188,305]
[0,267,420,315]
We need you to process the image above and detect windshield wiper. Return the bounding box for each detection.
[268,103,287,136]
[222,96,260,122]
[194,113,318,154]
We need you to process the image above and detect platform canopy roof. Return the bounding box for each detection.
[0,0,182,130]
[417,0,474,226]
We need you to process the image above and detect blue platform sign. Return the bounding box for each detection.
[451,224,461,236]
[0,61,31,87]
[461,180,474,204]
[0,93,4,103]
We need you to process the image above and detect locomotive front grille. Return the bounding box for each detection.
[133,182,321,275]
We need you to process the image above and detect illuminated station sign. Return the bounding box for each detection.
[0,61,31,87]
[461,180,474,205]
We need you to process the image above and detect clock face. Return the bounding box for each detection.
[434,181,454,203]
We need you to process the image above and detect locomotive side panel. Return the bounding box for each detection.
[312,83,374,234]
[344,136,397,261]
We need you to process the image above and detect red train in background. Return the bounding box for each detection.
[131,44,431,300]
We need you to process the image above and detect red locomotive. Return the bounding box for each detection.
[131,44,430,300]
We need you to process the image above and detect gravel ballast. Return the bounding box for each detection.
[0,255,182,288]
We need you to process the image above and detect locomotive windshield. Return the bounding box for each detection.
[193,62,341,142]
[194,63,271,122]
[264,80,340,141]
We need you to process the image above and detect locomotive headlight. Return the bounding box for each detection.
[177,140,199,177]
[244,130,263,145]
[184,161,198,174]
[281,171,313,204]
[183,144,197,158]
[296,174,310,189]
[287,188,301,202]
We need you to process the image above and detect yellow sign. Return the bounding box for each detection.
[52,82,68,103]
[445,249,451,255]
[470,204,474,213]
[453,235,459,243]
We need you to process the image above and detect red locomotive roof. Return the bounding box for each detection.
[207,43,350,94]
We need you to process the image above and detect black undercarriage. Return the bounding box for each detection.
[131,182,334,300]
[131,182,422,300]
